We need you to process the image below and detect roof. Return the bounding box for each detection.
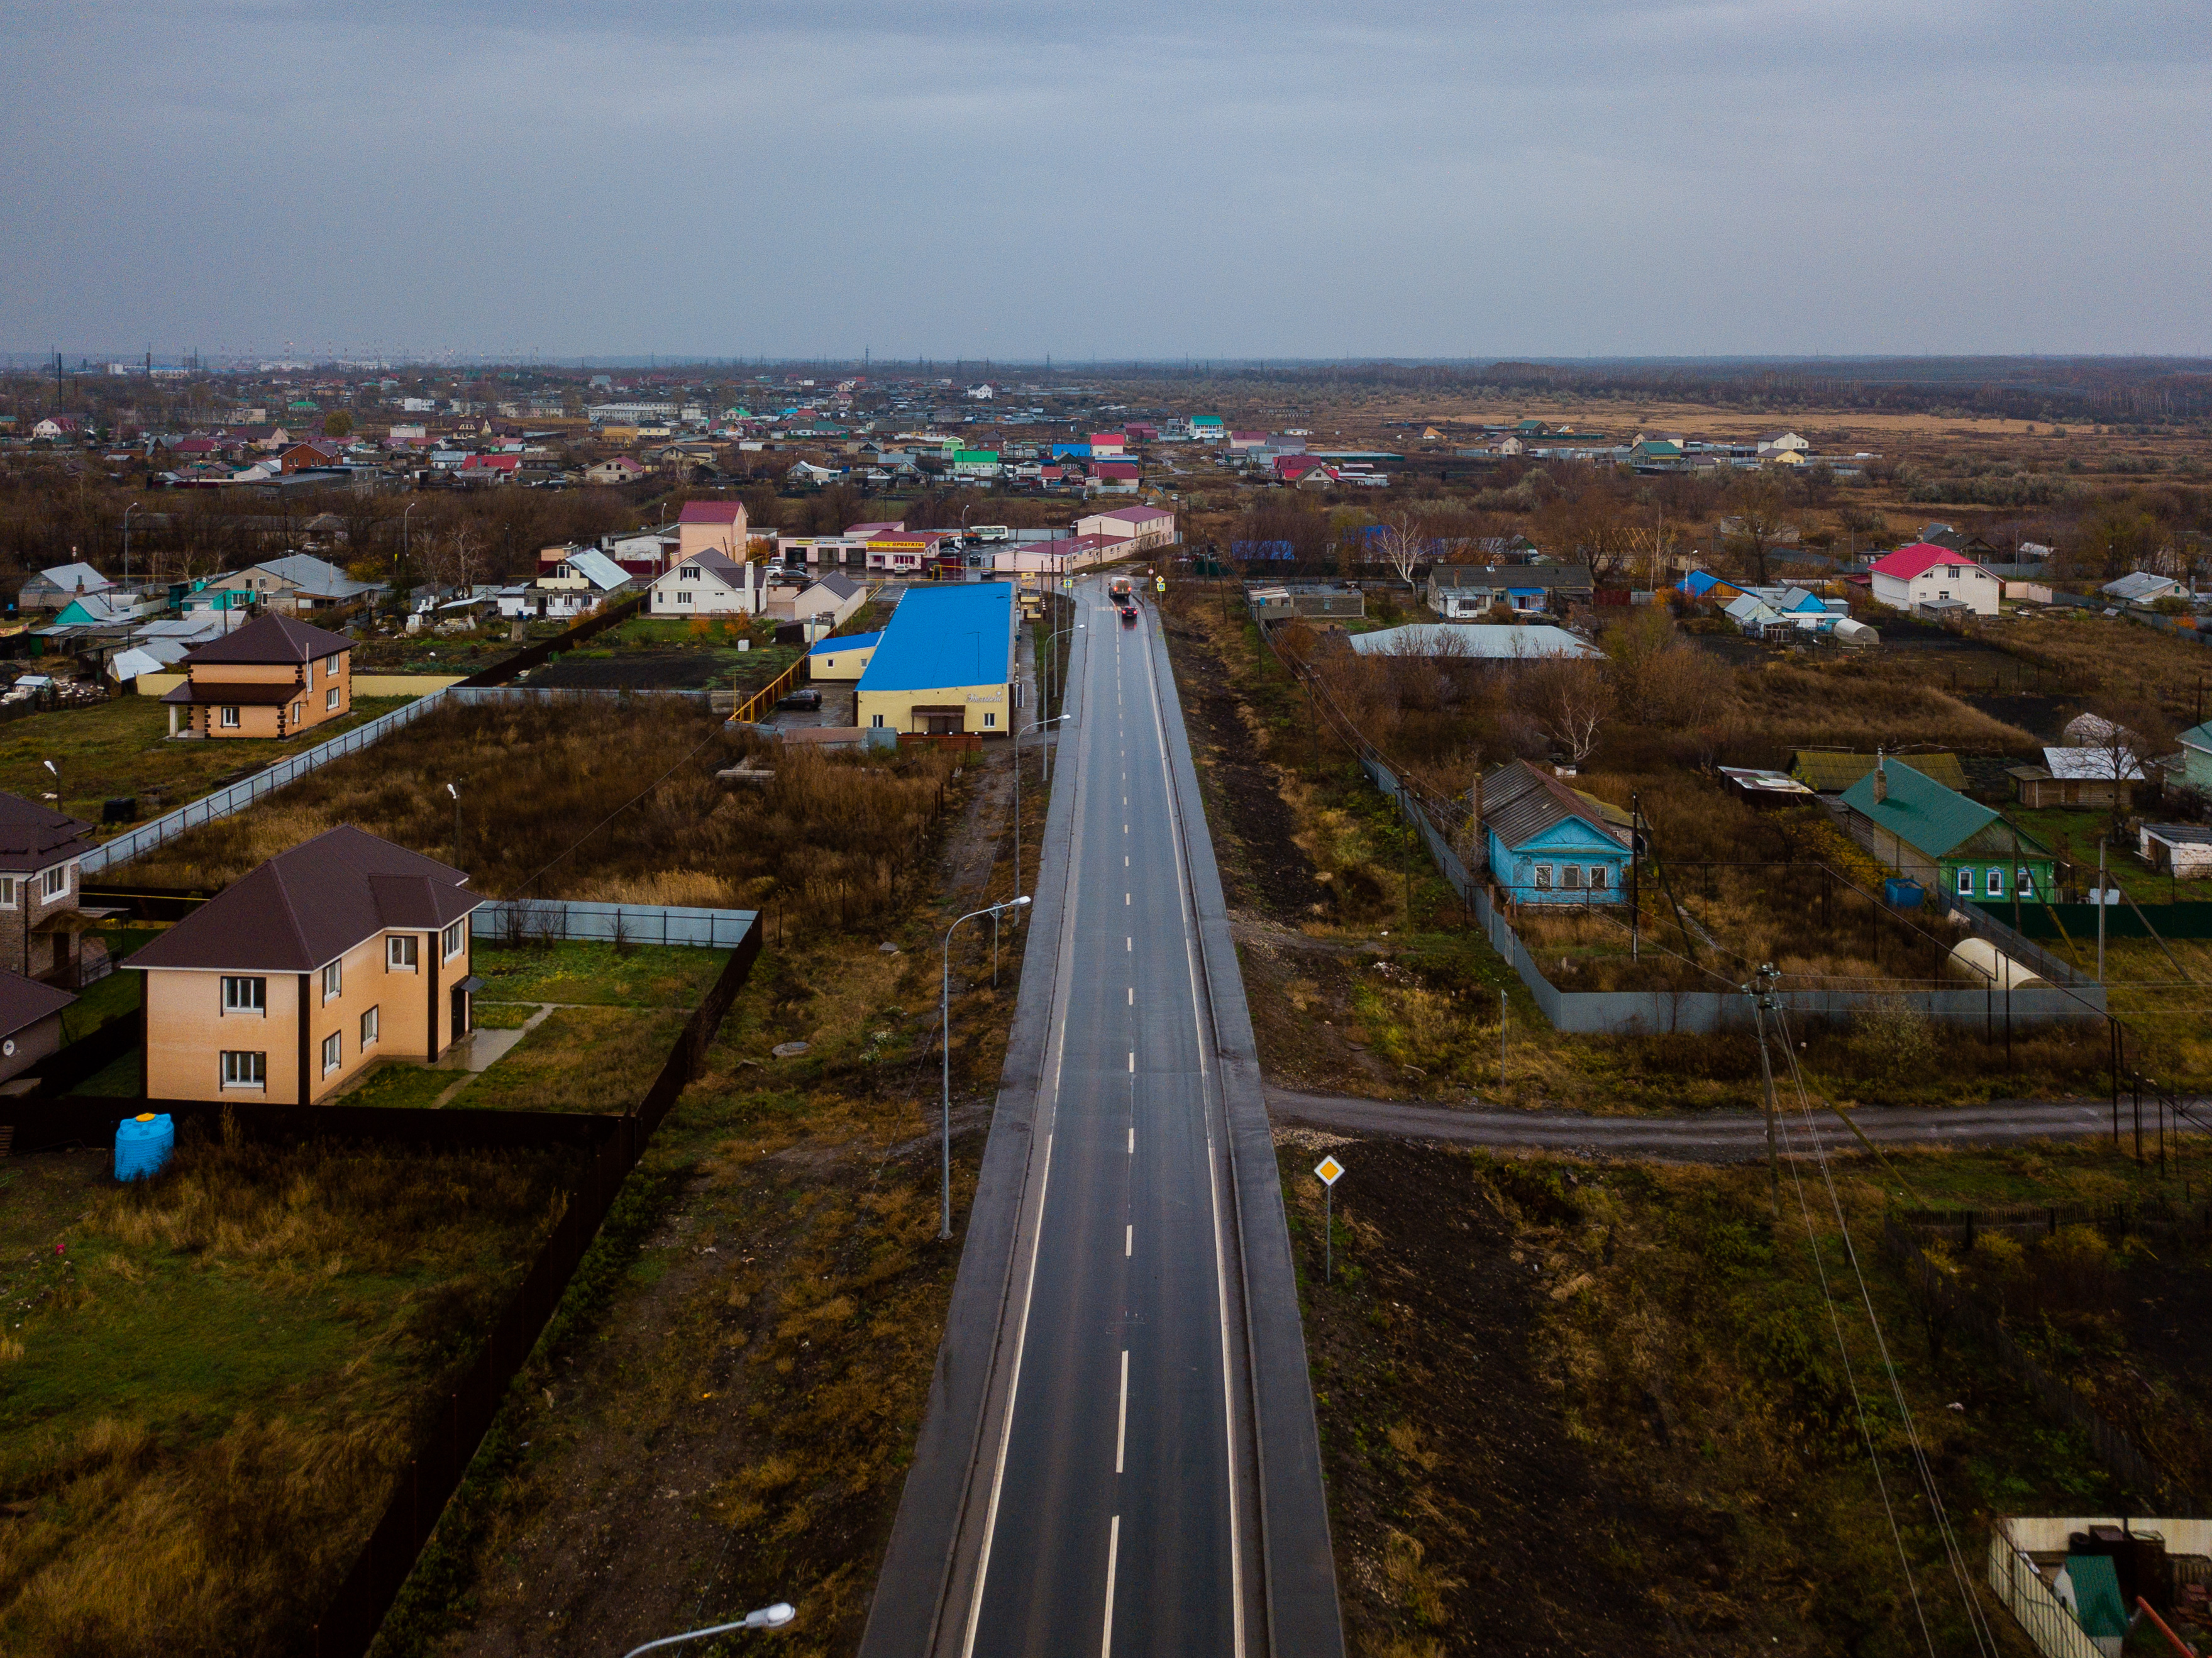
[160,680,299,706]
[807,630,882,657]
[1347,624,1600,660]
[2103,570,2182,602]
[2143,822,2212,848]
[662,549,747,587]
[128,826,482,975]
[1092,462,1141,479]
[556,548,631,590]
[184,611,353,666]
[1872,542,1984,582]
[0,968,74,1039]
[1838,760,1999,861]
[1791,749,1969,793]
[253,553,376,599]
[1481,760,1632,853]
[809,572,863,599]
[1430,564,1594,590]
[0,792,99,872]
[678,500,743,525]
[2042,746,2145,782]
[1088,506,1173,526]
[2180,720,2212,754]
[28,562,111,594]
[857,583,1016,694]
[2062,1554,2128,1640]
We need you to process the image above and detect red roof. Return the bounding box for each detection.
[1089,432,1125,446]
[461,453,519,471]
[678,500,743,524]
[1092,461,1140,479]
[1872,541,1980,582]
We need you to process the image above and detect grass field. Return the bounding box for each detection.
[0,694,416,832]
[0,1131,574,1655]
[470,941,729,1008]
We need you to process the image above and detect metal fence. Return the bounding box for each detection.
[472,898,756,949]
[80,692,456,875]
[1986,1525,2106,1658]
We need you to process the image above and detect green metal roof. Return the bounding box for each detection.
[1838,760,1998,861]
[953,450,999,465]
[2062,1553,2128,1639]
[2181,720,2212,754]
[1792,749,1969,793]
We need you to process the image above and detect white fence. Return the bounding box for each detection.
[81,685,723,877]
[472,898,756,950]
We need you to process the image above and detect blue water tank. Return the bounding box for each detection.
[114,1113,174,1183]
[1884,876,1925,910]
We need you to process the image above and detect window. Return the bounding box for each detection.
[679,564,700,580]
[221,975,265,1014]
[361,1005,380,1049]
[388,934,419,971]
[290,702,304,725]
[220,1050,265,1090]
[0,876,14,909]
[221,705,241,729]
[321,959,342,1001]
[324,652,341,677]
[1956,868,1974,896]
[677,591,692,604]
[1562,865,1583,890]
[41,864,67,901]
[326,687,340,710]
[2018,867,2037,900]
[441,920,464,959]
[1588,866,1610,892]
[1534,864,1553,891]
[1986,868,2005,898]
[983,712,995,727]
[321,1031,343,1076]
[871,714,884,728]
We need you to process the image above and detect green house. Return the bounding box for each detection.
[1839,756,2055,903]
[2179,721,2212,793]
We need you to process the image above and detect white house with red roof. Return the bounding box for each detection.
[1088,432,1127,458]
[1870,542,1999,616]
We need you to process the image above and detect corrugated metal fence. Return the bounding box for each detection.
[472,898,755,949]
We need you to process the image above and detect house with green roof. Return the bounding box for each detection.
[1839,754,2054,904]
[951,449,1000,480]
[2177,720,2212,794]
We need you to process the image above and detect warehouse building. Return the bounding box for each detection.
[855,583,1018,736]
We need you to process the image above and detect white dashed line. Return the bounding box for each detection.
[1124,1224,1132,1256]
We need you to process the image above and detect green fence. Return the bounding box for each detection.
[1975,899,2212,941]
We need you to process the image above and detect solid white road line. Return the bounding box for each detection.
[1116,1349,1129,1473]
[1101,1514,1120,1658]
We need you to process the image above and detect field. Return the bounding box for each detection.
[115,697,964,933]
[529,616,802,693]
[0,1130,576,1656]
[0,694,415,831]
[1284,1132,2199,1658]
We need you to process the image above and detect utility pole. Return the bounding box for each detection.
[2097,837,2108,983]
[1629,791,1641,962]
[1748,963,1782,1217]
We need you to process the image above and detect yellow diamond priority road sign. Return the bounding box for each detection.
[1313,1156,1344,1186]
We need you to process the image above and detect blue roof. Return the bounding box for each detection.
[858,584,1016,694]
[808,631,882,656]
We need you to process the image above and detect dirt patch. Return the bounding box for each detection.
[1960,690,2074,742]
[1284,1137,1703,1655]
[1238,934,1402,1097]
[532,648,734,690]
[1159,617,1329,922]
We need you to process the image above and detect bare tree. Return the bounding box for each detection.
[1375,512,1426,589]
[1721,481,1793,585]
[2077,699,2174,842]
[1521,656,1609,768]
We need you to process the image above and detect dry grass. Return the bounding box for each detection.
[118,699,964,934]
[0,1130,571,1657]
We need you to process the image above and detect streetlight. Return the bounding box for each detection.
[122,501,140,592]
[1014,714,1066,914]
[622,1601,795,1657]
[1041,619,1078,782]
[942,895,1030,1238]
[445,781,461,868]
[401,501,418,620]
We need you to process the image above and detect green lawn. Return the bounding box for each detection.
[445,1005,687,1113]
[0,694,416,832]
[339,1061,463,1110]
[471,941,729,1009]
[2003,805,2212,904]
[0,1139,572,1651]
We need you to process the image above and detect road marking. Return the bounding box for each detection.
[1124,854,1129,867]
[1123,824,1128,834]
[1128,1051,1135,1071]
[1125,1224,1132,1256]
[1125,936,1131,951]
[1100,1513,1120,1658]
[1116,1349,1129,1473]
[1128,1125,1134,1151]
[1125,892,1131,905]
[1127,987,1134,1005]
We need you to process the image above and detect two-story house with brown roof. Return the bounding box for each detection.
[160,612,353,739]
[0,793,102,985]
[127,826,484,1103]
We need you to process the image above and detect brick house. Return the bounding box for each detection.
[0,793,102,987]
[127,826,484,1103]
[160,612,353,739]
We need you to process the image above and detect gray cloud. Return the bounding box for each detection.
[4,1,2207,359]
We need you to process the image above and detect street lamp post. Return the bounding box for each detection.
[622,1602,795,1657]
[401,501,418,619]
[1014,714,1067,919]
[122,501,140,591]
[1042,619,1076,783]
[942,895,1030,1238]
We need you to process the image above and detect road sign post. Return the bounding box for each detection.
[1314,1154,1345,1282]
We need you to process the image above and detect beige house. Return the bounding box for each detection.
[675,499,749,564]
[160,612,353,739]
[0,793,103,987]
[128,826,483,1104]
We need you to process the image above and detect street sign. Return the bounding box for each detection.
[1314,1155,1344,1186]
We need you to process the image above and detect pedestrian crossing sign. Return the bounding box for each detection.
[1313,1156,1344,1186]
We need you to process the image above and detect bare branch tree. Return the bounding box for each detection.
[1376,512,1425,589]
[1522,656,1609,768]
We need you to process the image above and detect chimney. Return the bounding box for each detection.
[1872,746,1888,805]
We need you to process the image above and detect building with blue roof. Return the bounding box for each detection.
[855,583,1018,736]
[806,630,883,682]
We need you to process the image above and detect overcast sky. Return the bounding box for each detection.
[6,1,2209,362]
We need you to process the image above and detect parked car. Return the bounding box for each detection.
[776,687,822,710]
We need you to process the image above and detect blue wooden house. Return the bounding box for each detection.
[1481,760,1635,904]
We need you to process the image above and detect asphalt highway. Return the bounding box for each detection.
[958,585,1254,1657]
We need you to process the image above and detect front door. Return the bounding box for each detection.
[451,983,470,1037]
[924,714,959,736]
